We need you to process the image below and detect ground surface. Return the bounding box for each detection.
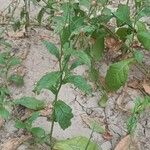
[0,1,150,150]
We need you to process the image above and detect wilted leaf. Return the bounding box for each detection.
[54,136,99,150]
[15,97,45,110]
[53,100,73,130]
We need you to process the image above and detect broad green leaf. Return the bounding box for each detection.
[137,31,150,50]
[134,51,144,63]
[136,21,147,32]
[98,93,108,108]
[31,127,46,138]
[64,75,92,94]
[90,35,104,60]
[53,100,73,130]
[114,4,131,27]
[0,106,9,119]
[88,66,99,82]
[15,120,26,129]
[97,0,108,5]
[54,136,99,150]
[89,120,106,134]
[136,6,150,19]
[70,61,84,70]
[116,27,132,41]
[8,74,24,86]
[34,71,61,94]
[105,59,133,91]
[15,97,45,110]
[0,52,8,65]
[43,41,60,59]
[8,57,21,67]
[26,112,40,125]
[72,51,91,68]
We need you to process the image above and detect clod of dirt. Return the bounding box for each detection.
[1,135,32,150]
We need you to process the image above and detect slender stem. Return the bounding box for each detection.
[85,129,94,150]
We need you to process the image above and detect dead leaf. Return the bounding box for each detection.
[7,28,26,39]
[142,82,150,95]
[115,135,131,150]
[0,117,4,128]
[128,79,141,89]
[102,130,113,141]
[1,135,32,150]
[105,36,122,51]
[114,135,140,150]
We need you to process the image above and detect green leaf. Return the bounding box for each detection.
[43,41,60,59]
[116,27,132,41]
[72,51,91,68]
[134,51,144,63]
[136,6,150,19]
[90,35,104,60]
[15,120,26,129]
[136,21,147,32]
[0,106,9,119]
[98,93,108,108]
[54,136,99,150]
[37,7,45,24]
[8,57,21,67]
[89,120,106,134]
[26,112,40,126]
[8,74,24,86]
[137,31,150,50]
[15,97,45,110]
[70,61,84,70]
[34,71,61,94]
[31,127,46,138]
[64,75,92,94]
[53,100,73,130]
[114,4,131,27]
[105,59,133,91]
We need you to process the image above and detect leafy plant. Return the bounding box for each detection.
[127,96,150,134]
[0,40,24,120]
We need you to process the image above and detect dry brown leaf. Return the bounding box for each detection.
[105,36,122,51]
[0,117,4,128]
[115,135,140,150]
[115,135,131,150]
[102,130,113,141]
[7,28,26,39]
[1,135,32,150]
[142,83,150,95]
[128,79,141,89]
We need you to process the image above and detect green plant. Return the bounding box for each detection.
[127,96,150,134]
[0,40,24,120]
